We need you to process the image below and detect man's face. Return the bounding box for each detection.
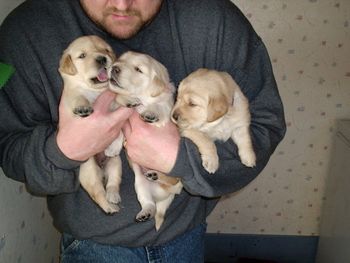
[80,0,163,39]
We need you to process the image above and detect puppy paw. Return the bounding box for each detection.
[144,171,159,181]
[124,97,141,108]
[135,205,156,222]
[73,106,93,117]
[106,187,121,205]
[126,100,141,108]
[140,111,159,123]
[239,150,256,168]
[201,154,219,174]
[116,96,141,108]
[102,202,120,214]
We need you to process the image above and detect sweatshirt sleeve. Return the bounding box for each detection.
[0,7,81,195]
[168,2,286,197]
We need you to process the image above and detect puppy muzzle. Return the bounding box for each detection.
[109,66,123,88]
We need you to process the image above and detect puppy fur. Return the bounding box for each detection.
[59,35,124,213]
[171,68,256,173]
[109,51,182,230]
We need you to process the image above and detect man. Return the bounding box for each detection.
[0,0,286,262]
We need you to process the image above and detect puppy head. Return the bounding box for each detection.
[172,68,235,129]
[59,35,116,89]
[108,51,170,97]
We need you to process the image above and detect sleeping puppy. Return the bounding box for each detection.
[108,51,182,230]
[59,35,124,214]
[171,68,256,173]
[109,51,174,127]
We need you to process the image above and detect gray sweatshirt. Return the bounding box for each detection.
[0,0,286,246]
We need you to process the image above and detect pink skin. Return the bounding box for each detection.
[80,0,163,39]
[122,112,180,174]
[57,90,133,161]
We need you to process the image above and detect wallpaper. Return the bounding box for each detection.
[207,0,350,236]
[0,176,60,263]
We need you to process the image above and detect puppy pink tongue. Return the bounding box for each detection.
[97,68,108,82]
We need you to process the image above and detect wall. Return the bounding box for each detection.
[207,0,350,236]
[0,1,60,263]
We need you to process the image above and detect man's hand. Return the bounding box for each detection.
[122,112,180,174]
[56,90,134,161]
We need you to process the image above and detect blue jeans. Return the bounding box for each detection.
[60,224,206,263]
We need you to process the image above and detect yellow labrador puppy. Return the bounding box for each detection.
[171,68,256,173]
[59,35,124,214]
[108,51,182,230]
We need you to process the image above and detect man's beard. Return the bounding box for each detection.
[97,8,146,39]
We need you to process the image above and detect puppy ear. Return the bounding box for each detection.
[59,54,77,75]
[151,77,166,97]
[207,95,229,122]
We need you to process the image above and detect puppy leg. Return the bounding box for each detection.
[181,129,219,174]
[145,171,180,187]
[104,156,123,207]
[131,161,156,222]
[231,125,256,167]
[79,158,119,213]
[104,133,124,157]
[154,194,176,231]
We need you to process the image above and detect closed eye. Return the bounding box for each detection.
[134,66,143,73]
[188,101,197,107]
[78,53,86,59]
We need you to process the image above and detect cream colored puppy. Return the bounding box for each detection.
[171,68,256,173]
[109,51,174,127]
[59,35,124,214]
[109,51,182,230]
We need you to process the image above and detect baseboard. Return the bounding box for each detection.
[204,233,318,263]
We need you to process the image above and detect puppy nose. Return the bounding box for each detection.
[112,65,121,75]
[96,56,107,66]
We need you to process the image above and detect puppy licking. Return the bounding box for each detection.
[109,51,182,230]
[59,35,124,213]
[171,68,256,173]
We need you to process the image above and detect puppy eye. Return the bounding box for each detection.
[134,67,143,73]
[78,53,86,59]
[105,49,113,55]
[188,101,197,107]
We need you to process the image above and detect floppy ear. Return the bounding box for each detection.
[59,54,77,75]
[150,76,166,97]
[207,95,229,122]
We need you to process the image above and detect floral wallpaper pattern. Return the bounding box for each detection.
[207,0,350,236]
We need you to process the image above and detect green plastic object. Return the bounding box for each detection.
[0,62,15,88]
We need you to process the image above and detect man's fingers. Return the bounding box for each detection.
[110,106,134,123]
[122,120,132,139]
[94,90,134,122]
[128,111,148,129]
[93,90,117,112]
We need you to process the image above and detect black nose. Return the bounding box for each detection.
[96,56,107,66]
[112,65,121,75]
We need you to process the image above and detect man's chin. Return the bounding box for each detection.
[105,20,143,39]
